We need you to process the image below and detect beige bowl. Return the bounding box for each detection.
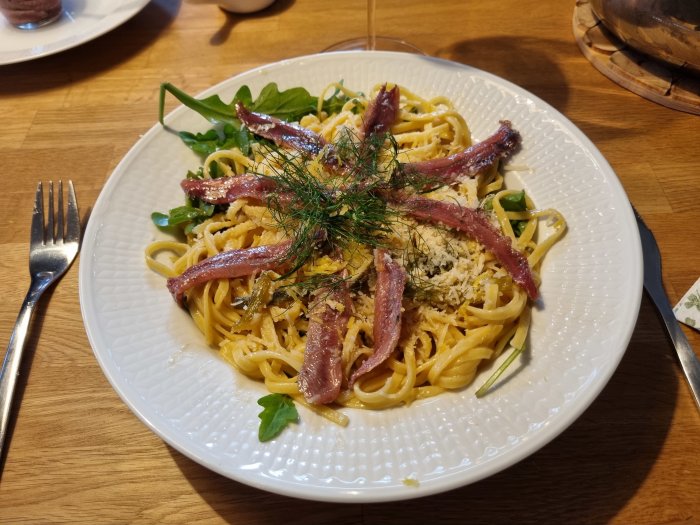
[588,0,700,74]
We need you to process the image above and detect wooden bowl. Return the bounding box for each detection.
[588,0,700,74]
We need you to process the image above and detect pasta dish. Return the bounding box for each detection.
[146,82,566,429]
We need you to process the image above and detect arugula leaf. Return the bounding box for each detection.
[178,123,251,157]
[186,168,206,180]
[499,190,527,211]
[484,190,527,212]
[482,191,528,237]
[151,212,171,228]
[321,84,355,115]
[160,83,243,126]
[161,80,356,127]
[502,191,528,236]
[250,83,317,122]
[160,81,320,128]
[257,393,299,442]
[232,84,253,108]
[178,129,221,157]
[165,205,208,225]
[511,219,528,237]
[151,203,215,233]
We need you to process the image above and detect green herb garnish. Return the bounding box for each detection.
[483,190,526,212]
[151,178,217,236]
[511,219,528,237]
[151,204,214,234]
[159,81,350,129]
[249,83,317,121]
[160,83,251,127]
[500,190,527,211]
[475,345,526,398]
[178,123,250,157]
[264,135,400,276]
[483,190,529,237]
[257,393,299,442]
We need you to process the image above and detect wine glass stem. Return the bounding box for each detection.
[367,0,376,50]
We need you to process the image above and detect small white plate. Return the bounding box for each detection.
[0,0,150,65]
[79,51,643,503]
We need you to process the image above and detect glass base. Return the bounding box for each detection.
[323,36,424,54]
[13,8,62,30]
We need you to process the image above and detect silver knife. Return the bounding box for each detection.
[635,208,700,411]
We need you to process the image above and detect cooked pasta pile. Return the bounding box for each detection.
[146,82,566,425]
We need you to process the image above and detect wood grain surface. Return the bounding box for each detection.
[0,0,699,523]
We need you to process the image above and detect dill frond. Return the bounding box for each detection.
[279,273,350,297]
[259,140,401,267]
[254,129,454,299]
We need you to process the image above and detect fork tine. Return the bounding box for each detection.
[30,182,44,249]
[46,181,55,245]
[65,180,80,243]
[56,180,64,244]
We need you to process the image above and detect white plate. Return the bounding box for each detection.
[0,0,150,65]
[79,52,643,502]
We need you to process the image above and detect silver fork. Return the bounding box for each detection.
[634,208,700,411]
[0,181,80,460]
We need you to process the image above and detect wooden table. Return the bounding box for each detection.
[1,0,699,522]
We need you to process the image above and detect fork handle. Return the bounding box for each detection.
[0,276,52,460]
[645,285,700,411]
